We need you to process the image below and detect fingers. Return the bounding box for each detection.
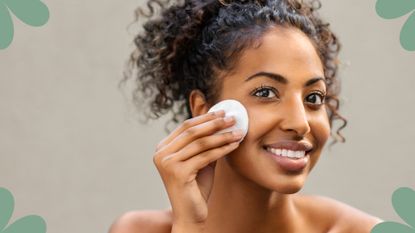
[158,114,237,156]
[184,141,240,179]
[157,141,240,184]
[165,130,243,162]
[156,110,225,151]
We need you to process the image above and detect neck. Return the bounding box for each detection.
[204,158,302,233]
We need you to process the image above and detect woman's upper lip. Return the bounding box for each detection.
[265,140,313,152]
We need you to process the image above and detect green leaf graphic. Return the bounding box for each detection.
[376,0,415,51]
[372,222,415,233]
[400,11,415,51]
[0,188,14,231]
[0,187,47,233]
[371,187,415,233]
[376,0,415,19]
[392,187,415,228]
[3,0,49,26]
[0,3,13,49]
[2,216,46,233]
[0,0,49,49]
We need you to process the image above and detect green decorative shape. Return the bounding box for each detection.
[2,216,46,233]
[392,187,415,228]
[376,0,415,19]
[370,187,415,233]
[0,188,14,231]
[401,11,415,51]
[0,0,49,50]
[0,187,47,233]
[3,0,49,26]
[0,2,13,49]
[376,0,415,51]
[371,222,414,233]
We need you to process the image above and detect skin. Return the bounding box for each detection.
[194,25,330,232]
[109,26,382,233]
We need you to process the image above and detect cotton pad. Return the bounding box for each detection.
[207,99,249,142]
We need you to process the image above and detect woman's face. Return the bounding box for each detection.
[217,26,330,194]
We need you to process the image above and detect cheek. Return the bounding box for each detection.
[244,105,331,140]
[244,106,276,139]
[311,112,331,146]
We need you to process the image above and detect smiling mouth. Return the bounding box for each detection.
[263,146,310,159]
[262,146,311,172]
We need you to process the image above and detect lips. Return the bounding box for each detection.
[264,140,313,152]
[263,140,313,172]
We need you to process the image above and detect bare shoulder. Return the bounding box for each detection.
[296,194,383,233]
[109,209,173,233]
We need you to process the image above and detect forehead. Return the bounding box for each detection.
[223,26,324,83]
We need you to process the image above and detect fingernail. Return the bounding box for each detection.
[224,116,234,123]
[229,142,240,147]
[232,129,244,138]
[214,110,225,116]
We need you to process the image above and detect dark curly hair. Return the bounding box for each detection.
[121,0,348,145]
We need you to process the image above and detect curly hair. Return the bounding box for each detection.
[121,0,348,145]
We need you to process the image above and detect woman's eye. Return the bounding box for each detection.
[252,87,278,99]
[306,92,325,105]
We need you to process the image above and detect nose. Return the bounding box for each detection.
[279,95,311,137]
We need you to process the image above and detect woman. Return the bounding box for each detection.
[110,0,383,232]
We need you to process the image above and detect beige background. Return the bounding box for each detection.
[0,0,414,232]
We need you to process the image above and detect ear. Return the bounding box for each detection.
[189,90,210,117]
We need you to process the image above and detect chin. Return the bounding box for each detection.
[266,174,307,194]
[274,184,303,194]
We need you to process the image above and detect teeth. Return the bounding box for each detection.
[267,147,306,159]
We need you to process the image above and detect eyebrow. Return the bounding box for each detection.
[245,71,326,87]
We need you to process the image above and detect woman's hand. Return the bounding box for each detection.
[153,110,243,230]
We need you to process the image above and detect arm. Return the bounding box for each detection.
[335,210,383,233]
[108,210,173,233]
[171,222,205,233]
[322,197,383,233]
